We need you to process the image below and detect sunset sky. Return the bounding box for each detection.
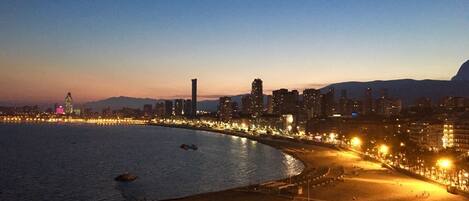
[1,0,468,104]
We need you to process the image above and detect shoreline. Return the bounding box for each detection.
[153,123,468,201]
[151,123,328,201]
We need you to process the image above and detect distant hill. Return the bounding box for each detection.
[321,79,469,106]
[83,96,159,111]
[83,94,264,112]
[83,60,469,111]
[83,96,226,112]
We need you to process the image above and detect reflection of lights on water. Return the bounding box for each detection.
[241,137,247,144]
[230,135,239,141]
[282,154,304,177]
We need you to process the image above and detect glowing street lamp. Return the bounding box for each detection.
[379,144,389,156]
[351,137,362,148]
[436,158,452,170]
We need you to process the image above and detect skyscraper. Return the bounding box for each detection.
[64,92,73,115]
[218,96,233,122]
[183,99,192,117]
[191,79,197,117]
[164,100,173,117]
[303,89,321,119]
[339,89,349,115]
[174,99,184,116]
[266,95,273,114]
[241,94,252,115]
[323,88,336,116]
[251,79,263,118]
[363,88,373,115]
[155,102,165,117]
[273,89,299,115]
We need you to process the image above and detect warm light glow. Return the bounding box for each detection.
[379,144,389,155]
[436,158,452,170]
[351,137,362,147]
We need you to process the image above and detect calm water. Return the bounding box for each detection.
[0,123,303,201]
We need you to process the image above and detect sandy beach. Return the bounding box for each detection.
[159,125,468,201]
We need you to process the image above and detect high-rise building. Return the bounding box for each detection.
[339,89,349,115]
[174,99,184,116]
[64,92,73,115]
[266,95,273,114]
[191,79,197,117]
[273,89,288,115]
[251,79,263,118]
[241,94,252,115]
[183,99,192,117]
[409,120,444,151]
[363,88,373,115]
[323,88,336,116]
[164,100,173,117]
[143,104,153,117]
[303,89,321,119]
[273,89,299,115]
[218,96,233,122]
[376,97,402,116]
[155,102,165,117]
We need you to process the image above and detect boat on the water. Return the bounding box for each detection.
[115,172,137,182]
[180,144,198,150]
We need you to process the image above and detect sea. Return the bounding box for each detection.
[0,123,304,201]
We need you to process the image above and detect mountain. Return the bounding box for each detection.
[83,96,225,112]
[322,79,469,106]
[322,60,469,105]
[83,94,263,112]
[452,60,469,81]
[84,60,469,111]
[83,96,159,111]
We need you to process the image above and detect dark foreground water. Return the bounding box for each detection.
[0,123,303,201]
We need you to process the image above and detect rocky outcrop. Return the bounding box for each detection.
[452,60,469,81]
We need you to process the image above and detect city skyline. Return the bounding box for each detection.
[1,0,468,104]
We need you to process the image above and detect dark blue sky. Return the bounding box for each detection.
[1,0,468,103]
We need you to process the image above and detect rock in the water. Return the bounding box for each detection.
[452,60,469,81]
[115,172,137,182]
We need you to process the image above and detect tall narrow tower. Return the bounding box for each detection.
[64,92,73,115]
[191,79,197,117]
[251,78,263,118]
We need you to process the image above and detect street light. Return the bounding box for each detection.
[351,137,362,147]
[379,144,389,156]
[436,158,452,170]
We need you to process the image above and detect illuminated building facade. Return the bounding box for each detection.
[323,88,336,117]
[64,92,73,115]
[273,89,299,115]
[174,99,184,116]
[302,88,321,119]
[408,121,444,151]
[443,123,454,149]
[449,119,469,153]
[183,99,192,117]
[250,79,263,118]
[218,96,233,122]
[55,105,65,115]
